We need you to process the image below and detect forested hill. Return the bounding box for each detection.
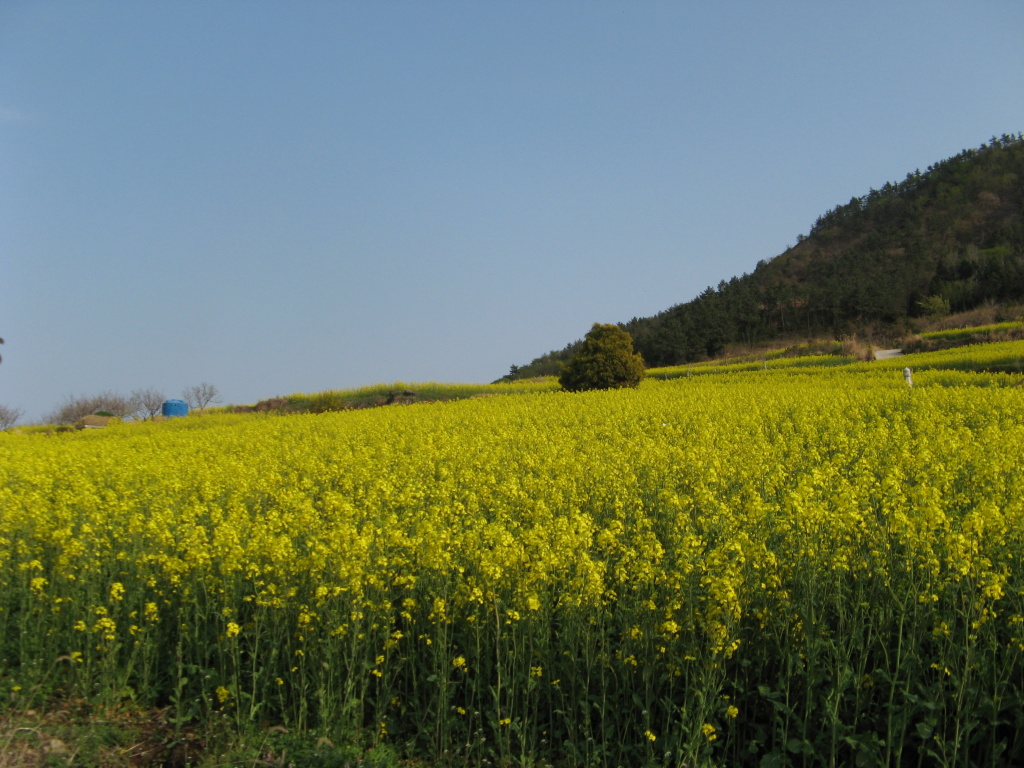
[508,133,1024,377]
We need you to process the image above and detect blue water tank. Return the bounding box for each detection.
[162,399,189,418]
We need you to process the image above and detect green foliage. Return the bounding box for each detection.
[306,390,349,413]
[219,733,402,768]
[918,294,951,317]
[504,344,579,380]
[558,323,646,391]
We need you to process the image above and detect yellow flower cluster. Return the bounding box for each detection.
[1,362,1023,765]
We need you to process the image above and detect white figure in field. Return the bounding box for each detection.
[904,367,913,388]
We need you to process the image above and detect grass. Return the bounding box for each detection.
[0,704,414,767]
[919,319,1024,341]
[219,379,560,415]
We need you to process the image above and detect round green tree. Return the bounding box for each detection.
[559,323,646,392]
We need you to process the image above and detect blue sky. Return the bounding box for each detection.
[2,2,1023,422]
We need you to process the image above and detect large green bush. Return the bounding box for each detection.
[559,323,646,391]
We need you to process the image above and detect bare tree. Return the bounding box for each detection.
[130,387,166,420]
[46,390,135,424]
[46,396,86,425]
[182,382,221,412]
[0,404,22,430]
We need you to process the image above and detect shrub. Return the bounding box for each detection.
[558,323,646,391]
[917,294,951,317]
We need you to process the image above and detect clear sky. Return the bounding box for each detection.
[2,2,1023,422]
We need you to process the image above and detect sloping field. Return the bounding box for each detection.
[2,352,1024,766]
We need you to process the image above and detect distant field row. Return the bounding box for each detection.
[649,337,1024,379]
[919,319,1023,341]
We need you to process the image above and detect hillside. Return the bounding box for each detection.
[509,133,1024,377]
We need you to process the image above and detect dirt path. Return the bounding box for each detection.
[873,348,904,360]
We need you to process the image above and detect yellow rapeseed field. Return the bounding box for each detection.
[2,365,1023,766]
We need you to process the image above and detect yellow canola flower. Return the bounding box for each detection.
[2,361,1024,761]
[93,617,117,642]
